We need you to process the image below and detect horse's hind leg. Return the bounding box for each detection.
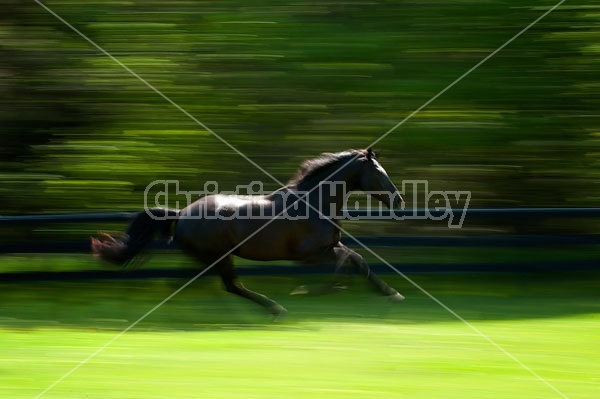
[216,257,288,319]
[335,245,405,301]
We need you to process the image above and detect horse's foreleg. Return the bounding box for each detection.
[290,249,348,295]
[217,260,288,319]
[336,245,405,301]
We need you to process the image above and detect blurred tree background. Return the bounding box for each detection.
[1,0,599,219]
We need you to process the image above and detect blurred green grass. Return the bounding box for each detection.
[1,272,598,398]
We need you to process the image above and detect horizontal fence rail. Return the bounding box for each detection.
[1,208,598,280]
[2,235,600,255]
[3,208,600,225]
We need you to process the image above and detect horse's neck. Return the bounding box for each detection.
[277,159,359,215]
[295,178,356,216]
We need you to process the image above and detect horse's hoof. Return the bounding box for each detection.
[387,292,405,302]
[290,285,309,295]
[270,305,288,322]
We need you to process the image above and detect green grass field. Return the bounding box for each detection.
[1,272,598,399]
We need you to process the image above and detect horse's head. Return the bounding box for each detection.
[357,148,403,209]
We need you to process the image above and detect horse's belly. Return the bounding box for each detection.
[233,221,337,261]
[234,232,296,261]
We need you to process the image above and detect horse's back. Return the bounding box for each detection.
[174,193,340,261]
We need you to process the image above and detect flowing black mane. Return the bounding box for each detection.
[288,149,366,185]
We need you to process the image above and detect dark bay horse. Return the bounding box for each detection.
[92,148,405,318]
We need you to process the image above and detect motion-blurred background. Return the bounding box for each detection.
[2,1,598,214]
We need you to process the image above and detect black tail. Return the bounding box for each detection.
[91,208,179,266]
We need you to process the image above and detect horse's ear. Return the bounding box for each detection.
[366,147,373,161]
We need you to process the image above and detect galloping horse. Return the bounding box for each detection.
[92,148,405,318]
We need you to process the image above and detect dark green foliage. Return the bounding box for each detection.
[1,1,598,217]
